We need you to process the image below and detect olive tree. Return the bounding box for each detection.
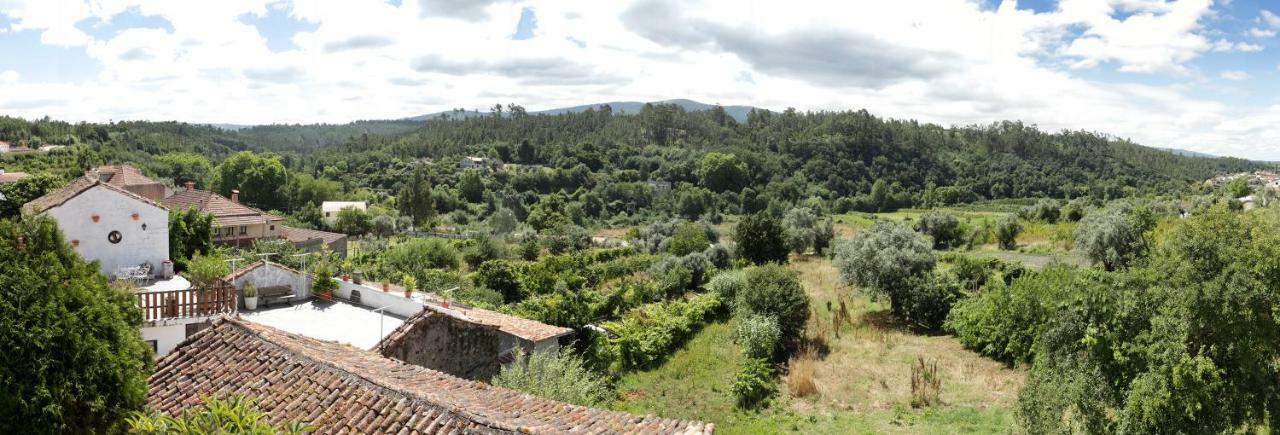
[915,211,963,249]
[1074,203,1156,271]
[833,221,937,320]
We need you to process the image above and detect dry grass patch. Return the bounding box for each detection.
[785,348,820,398]
[785,257,1025,414]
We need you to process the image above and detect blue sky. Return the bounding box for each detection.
[0,0,1278,159]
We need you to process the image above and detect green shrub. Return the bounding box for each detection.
[463,237,505,269]
[455,286,503,308]
[833,221,936,321]
[601,292,724,370]
[513,282,597,329]
[1021,199,1061,223]
[945,266,1077,364]
[381,238,460,276]
[1074,202,1155,271]
[897,273,960,332]
[519,237,540,260]
[996,215,1022,250]
[187,252,229,287]
[540,224,590,254]
[127,395,310,435]
[474,259,524,303]
[915,211,964,249]
[734,213,789,265]
[737,265,810,348]
[732,358,777,409]
[735,314,781,360]
[668,221,710,256]
[706,270,746,308]
[492,348,613,407]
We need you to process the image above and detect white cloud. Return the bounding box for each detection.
[0,0,1275,159]
[1249,28,1277,38]
[1262,10,1280,27]
[1220,70,1250,80]
[0,70,18,84]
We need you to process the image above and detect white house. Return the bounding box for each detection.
[458,156,491,171]
[321,201,367,225]
[24,176,171,277]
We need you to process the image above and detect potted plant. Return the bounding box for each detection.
[341,260,353,282]
[242,282,259,310]
[382,281,390,292]
[312,262,338,300]
[402,274,416,299]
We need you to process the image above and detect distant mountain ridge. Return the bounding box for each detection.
[405,99,761,122]
[1158,147,1218,159]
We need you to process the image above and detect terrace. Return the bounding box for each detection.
[239,298,406,350]
[135,277,237,324]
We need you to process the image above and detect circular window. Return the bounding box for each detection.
[108,231,122,244]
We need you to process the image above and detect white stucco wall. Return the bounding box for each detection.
[142,323,187,357]
[229,263,310,307]
[47,186,169,277]
[334,279,423,318]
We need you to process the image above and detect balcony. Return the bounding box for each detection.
[137,280,237,323]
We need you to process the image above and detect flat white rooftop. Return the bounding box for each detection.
[239,299,406,350]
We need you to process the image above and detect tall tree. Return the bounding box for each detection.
[212,151,288,210]
[734,212,789,265]
[397,168,435,227]
[0,216,152,432]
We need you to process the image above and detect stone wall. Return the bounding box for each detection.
[381,312,501,380]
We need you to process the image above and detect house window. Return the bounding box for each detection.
[107,231,122,244]
[269,225,275,231]
[325,212,330,217]
[239,226,247,235]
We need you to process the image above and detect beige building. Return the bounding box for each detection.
[164,182,283,247]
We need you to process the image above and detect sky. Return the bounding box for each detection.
[0,0,1278,160]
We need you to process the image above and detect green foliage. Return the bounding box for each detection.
[0,173,60,217]
[310,261,338,294]
[0,217,151,433]
[1074,202,1156,271]
[735,314,781,360]
[667,221,710,256]
[915,211,963,249]
[168,208,214,271]
[519,237,540,260]
[212,151,287,210]
[648,255,695,299]
[697,152,748,193]
[732,358,777,409]
[782,207,823,254]
[126,395,310,435]
[186,252,229,287]
[1225,176,1252,198]
[540,223,590,254]
[995,215,1022,250]
[1020,199,1061,223]
[491,348,613,407]
[155,152,212,187]
[737,265,810,348]
[897,273,960,332]
[599,292,724,371]
[706,270,746,309]
[487,208,518,235]
[834,221,936,318]
[462,237,505,269]
[396,167,435,227]
[946,266,1077,364]
[514,282,595,329]
[734,213,789,265]
[333,206,372,235]
[380,238,460,286]
[458,169,485,202]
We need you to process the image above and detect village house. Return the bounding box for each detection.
[279,225,348,255]
[163,182,284,247]
[93,164,169,201]
[458,156,493,171]
[148,317,713,434]
[24,175,171,278]
[321,200,367,225]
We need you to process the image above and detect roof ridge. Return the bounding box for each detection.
[225,318,529,432]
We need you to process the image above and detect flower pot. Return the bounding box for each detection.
[342,274,351,282]
[244,296,259,310]
[131,213,140,221]
[319,290,332,300]
[91,215,100,223]
[382,282,390,292]
[403,289,412,298]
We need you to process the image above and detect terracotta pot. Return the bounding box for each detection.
[91,215,100,223]
[382,282,390,292]
[131,213,140,221]
[71,239,80,247]
[319,290,332,300]
[342,274,351,282]
[403,289,412,298]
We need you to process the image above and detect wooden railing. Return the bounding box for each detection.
[137,281,237,322]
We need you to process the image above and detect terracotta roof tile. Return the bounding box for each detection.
[280,226,348,245]
[94,164,159,187]
[149,317,713,434]
[163,189,282,227]
[23,176,167,214]
[0,171,29,183]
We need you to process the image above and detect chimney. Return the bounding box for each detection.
[230,190,240,204]
[184,181,195,191]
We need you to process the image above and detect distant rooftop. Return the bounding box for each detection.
[238,299,405,350]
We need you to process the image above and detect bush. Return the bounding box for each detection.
[737,265,810,348]
[734,213,789,265]
[915,211,963,249]
[833,221,936,320]
[474,259,524,303]
[601,293,724,370]
[703,244,731,269]
[648,256,694,299]
[454,286,503,308]
[541,224,590,254]
[382,238,460,272]
[782,207,820,254]
[1074,202,1155,271]
[668,221,710,256]
[996,215,1022,250]
[945,266,1077,364]
[706,270,746,308]
[519,237,540,260]
[187,252,230,287]
[735,314,782,360]
[732,358,777,409]
[1,217,152,433]
[1021,199,1061,223]
[127,395,310,434]
[491,348,613,407]
[896,273,960,332]
[463,237,505,269]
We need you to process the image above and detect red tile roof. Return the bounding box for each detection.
[163,189,282,227]
[23,176,167,214]
[94,164,159,187]
[0,171,28,183]
[149,317,712,434]
[280,226,348,245]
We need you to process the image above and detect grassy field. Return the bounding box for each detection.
[612,256,1025,434]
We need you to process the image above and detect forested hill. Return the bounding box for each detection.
[0,104,1263,213]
